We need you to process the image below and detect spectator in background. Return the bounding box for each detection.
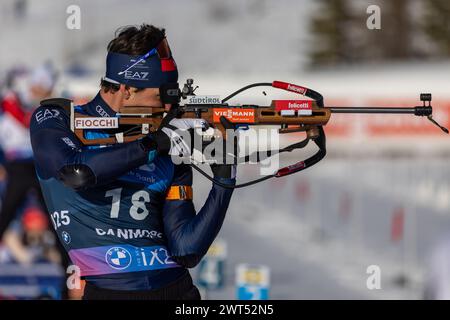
[0,63,57,240]
[0,63,70,299]
[2,206,61,265]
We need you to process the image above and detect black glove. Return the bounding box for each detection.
[141,107,207,157]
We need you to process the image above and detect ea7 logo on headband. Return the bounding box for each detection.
[124,71,150,81]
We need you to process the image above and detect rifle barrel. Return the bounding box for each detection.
[328,106,448,133]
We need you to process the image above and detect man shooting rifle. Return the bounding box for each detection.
[30,24,236,300]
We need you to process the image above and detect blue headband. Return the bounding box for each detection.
[104,49,178,88]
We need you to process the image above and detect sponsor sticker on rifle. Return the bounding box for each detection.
[213,108,255,123]
[274,100,313,115]
[185,95,221,105]
[75,117,119,129]
[273,81,308,95]
[286,84,307,95]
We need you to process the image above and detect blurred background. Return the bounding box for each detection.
[0,0,449,299]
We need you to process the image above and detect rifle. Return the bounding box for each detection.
[65,79,449,188]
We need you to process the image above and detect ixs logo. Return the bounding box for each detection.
[105,247,132,270]
[35,108,60,123]
[74,117,118,129]
[213,108,255,123]
[140,247,176,267]
[124,70,149,81]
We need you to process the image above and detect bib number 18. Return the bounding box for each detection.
[105,188,150,221]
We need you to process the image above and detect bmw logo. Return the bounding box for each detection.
[105,247,132,270]
[61,231,71,244]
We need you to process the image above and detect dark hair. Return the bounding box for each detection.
[101,24,166,93]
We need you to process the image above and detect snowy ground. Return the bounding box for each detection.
[191,157,450,299]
